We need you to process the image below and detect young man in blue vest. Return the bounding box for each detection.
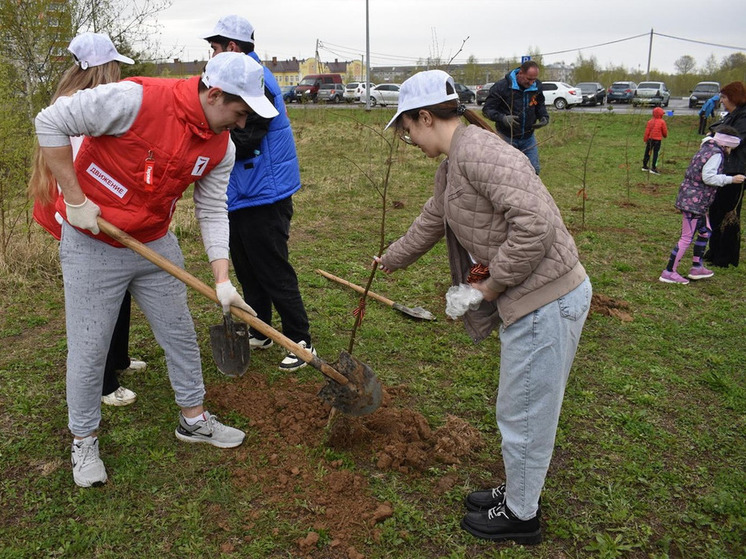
[204,15,316,371]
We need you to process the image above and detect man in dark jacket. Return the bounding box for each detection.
[205,15,316,371]
[482,60,549,174]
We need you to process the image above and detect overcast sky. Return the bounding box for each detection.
[152,0,745,76]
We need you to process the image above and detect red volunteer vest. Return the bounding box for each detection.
[55,76,230,245]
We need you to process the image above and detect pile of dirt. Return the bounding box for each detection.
[208,374,484,556]
[590,293,633,322]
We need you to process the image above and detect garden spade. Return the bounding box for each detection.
[209,313,250,377]
[316,269,436,321]
[97,218,382,416]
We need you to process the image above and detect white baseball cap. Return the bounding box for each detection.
[384,70,459,130]
[201,52,278,119]
[204,15,255,44]
[68,32,134,70]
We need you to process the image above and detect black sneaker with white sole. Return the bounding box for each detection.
[279,340,316,372]
[465,484,542,517]
[461,503,542,545]
[249,335,273,350]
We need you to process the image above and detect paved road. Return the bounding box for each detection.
[291,97,702,116]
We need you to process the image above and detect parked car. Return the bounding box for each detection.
[632,81,670,107]
[476,83,494,105]
[454,83,475,104]
[541,81,582,109]
[315,83,345,103]
[343,82,359,103]
[607,81,637,104]
[294,73,343,102]
[369,83,401,106]
[688,81,720,108]
[352,82,376,103]
[576,82,606,106]
[281,85,295,104]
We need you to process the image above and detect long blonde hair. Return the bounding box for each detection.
[28,61,122,203]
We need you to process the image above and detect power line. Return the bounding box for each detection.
[653,32,746,52]
[542,33,650,57]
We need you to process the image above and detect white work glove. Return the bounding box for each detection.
[215,280,257,316]
[501,114,519,128]
[65,197,101,234]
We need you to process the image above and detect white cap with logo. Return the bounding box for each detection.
[204,15,255,44]
[202,52,278,119]
[68,32,135,70]
[384,70,459,130]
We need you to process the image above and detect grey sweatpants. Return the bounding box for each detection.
[60,223,205,436]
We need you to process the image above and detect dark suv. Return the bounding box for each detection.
[688,81,720,108]
[454,83,475,104]
[315,83,345,103]
[576,82,606,106]
[607,81,637,104]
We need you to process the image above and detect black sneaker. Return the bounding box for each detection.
[249,335,273,350]
[465,484,542,517]
[279,340,316,372]
[460,503,542,545]
[464,484,505,512]
[650,168,660,175]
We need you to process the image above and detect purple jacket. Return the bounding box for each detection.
[675,141,725,214]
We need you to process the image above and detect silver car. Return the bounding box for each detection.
[632,82,670,107]
[369,83,401,107]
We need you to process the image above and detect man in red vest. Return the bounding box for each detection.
[35,52,278,488]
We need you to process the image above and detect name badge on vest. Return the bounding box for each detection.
[192,156,210,177]
[86,163,129,199]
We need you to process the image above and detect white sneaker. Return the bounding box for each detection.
[249,335,273,350]
[279,341,316,372]
[101,386,137,406]
[175,411,245,448]
[123,360,147,373]
[71,437,107,487]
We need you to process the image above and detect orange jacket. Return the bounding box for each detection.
[644,107,668,142]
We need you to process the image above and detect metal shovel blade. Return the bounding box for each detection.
[317,350,382,416]
[209,313,251,377]
[391,302,436,321]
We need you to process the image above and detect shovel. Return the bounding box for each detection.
[97,218,382,416]
[316,269,436,321]
[209,313,250,377]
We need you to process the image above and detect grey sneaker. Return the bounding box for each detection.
[279,340,316,372]
[175,411,245,448]
[71,437,107,488]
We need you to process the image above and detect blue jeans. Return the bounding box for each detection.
[500,133,540,174]
[497,277,591,519]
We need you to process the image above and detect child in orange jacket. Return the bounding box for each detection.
[642,106,668,174]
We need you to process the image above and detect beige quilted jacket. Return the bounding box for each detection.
[381,124,586,341]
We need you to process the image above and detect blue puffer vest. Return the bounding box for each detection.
[675,141,724,214]
[227,52,301,210]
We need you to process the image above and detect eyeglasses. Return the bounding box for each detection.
[399,133,415,146]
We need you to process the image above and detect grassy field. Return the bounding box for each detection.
[1,106,744,558]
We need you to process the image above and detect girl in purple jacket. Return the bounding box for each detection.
[659,128,744,285]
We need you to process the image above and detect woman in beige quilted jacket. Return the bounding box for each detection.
[376,70,592,546]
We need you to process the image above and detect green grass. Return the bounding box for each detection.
[1,106,745,558]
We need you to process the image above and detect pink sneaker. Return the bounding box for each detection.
[659,270,689,285]
[687,265,714,280]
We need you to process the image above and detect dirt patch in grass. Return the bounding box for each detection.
[590,293,633,322]
[208,375,484,556]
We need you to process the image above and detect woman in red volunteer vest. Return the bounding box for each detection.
[29,32,146,409]
[33,52,278,488]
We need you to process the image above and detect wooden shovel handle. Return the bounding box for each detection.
[315,269,395,307]
[97,218,348,385]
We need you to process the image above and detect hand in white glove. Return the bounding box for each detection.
[215,280,257,316]
[65,197,101,234]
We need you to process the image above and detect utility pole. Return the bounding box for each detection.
[315,39,320,73]
[646,28,653,81]
[365,0,371,110]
